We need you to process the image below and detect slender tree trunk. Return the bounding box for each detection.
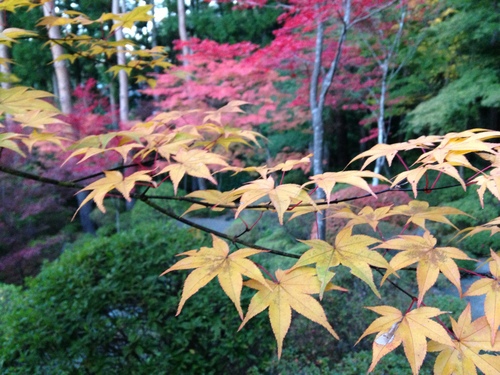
[371,1,406,185]
[112,0,129,124]
[0,11,10,90]
[372,62,388,185]
[177,0,206,191]
[0,10,12,129]
[43,1,96,234]
[43,0,72,115]
[177,0,190,63]
[148,0,160,103]
[310,1,350,240]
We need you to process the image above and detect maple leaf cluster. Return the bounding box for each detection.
[2,91,500,372]
[1,2,500,373]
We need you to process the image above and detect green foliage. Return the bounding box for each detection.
[330,350,433,375]
[8,7,53,90]
[0,219,275,374]
[158,4,281,48]
[406,68,500,135]
[399,0,500,136]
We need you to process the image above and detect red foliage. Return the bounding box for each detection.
[66,78,116,137]
[147,0,410,142]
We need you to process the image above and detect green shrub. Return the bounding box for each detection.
[0,219,275,374]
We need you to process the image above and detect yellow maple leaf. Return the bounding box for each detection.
[12,109,66,129]
[268,154,312,173]
[390,167,428,197]
[0,132,25,157]
[203,100,249,124]
[182,189,238,216]
[0,28,38,46]
[107,5,153,32]
[293,227,386,298]
[304,170,389,204]
[428,303,500,375]
[74,170,153,218]
[358,305,455,375]
[349,142,421,170]
[0,0,36,12]
[329,205,395,231]
[417,129,500,165]
[64,133,118,165]
[232,176,316,225]
[391,200,469,230]
[378,231,472,305]
[197,123,263,150]
[220,165,270,179]
[286,200,334,221]
[472,168,500,208]
[463,249,500,345]
[239,267,340,358]
[458,216,500,240]
[0,86,58,114]
[155,148,228,194]
[22,131,66,153]
[426,162,467,190]
[160,234,268,319]
[349,135,444,170]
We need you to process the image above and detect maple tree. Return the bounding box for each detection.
[1,1,500,374]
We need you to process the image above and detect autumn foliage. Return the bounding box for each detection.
[1,1,500,374]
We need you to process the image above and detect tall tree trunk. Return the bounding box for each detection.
[177,0,206,191]
[371,0,406,185]
[42,0,72,115]
[0,11,11,90]
[0,10,12,129]
[309,1,350,240]
[43,1,96,234]
[148,0,160,103]
[177,0,190,63]
[372,61,389,185]
[112,0,129,124]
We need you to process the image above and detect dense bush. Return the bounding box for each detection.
[0,214,275,374]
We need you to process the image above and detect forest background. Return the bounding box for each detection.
[0,0,499,374]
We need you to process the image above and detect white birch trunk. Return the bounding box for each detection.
[310,1,350,240]
[371,1,406,185]
[43,0,72,115]
[177,0,206,191]
[43,1,96,233]
[112,0,129,124]
[0,11,11,90]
